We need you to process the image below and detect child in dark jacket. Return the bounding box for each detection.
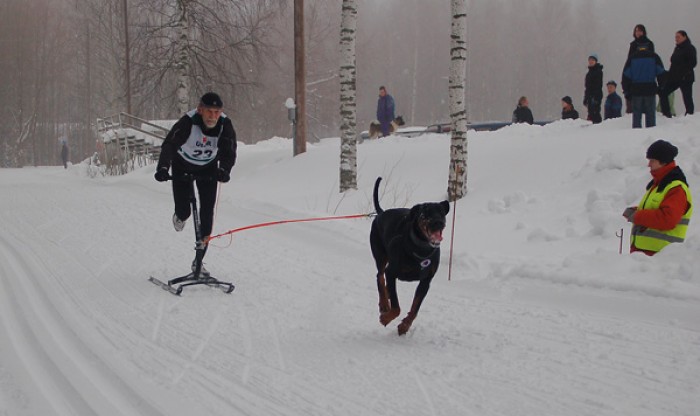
[584,54,604,123]
[512,96,534,124]
[561,96,579,120]
[604,80,623,119]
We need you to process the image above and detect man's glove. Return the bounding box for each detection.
[622,206,637,222]
[216,168,230,183]
[154,168,170,182]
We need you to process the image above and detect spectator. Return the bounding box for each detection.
[561,96,579,120]
[512,96,534,124]
[376,86,396,137]
[584,54,604,124]
[660,30,696,117]
[657,91,677,116]
[622,140,692,256]
[625,24,656,114]
[604,80,623,120]
[61,142,69,169]
[622,41,666,128]
[628,24,655,57]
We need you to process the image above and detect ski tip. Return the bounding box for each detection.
[148,276,181,296]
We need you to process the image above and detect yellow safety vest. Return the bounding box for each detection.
[631,180,693,252]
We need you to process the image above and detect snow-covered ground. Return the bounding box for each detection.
[1,114,699,416]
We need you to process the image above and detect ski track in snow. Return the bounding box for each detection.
[1,122,700,415]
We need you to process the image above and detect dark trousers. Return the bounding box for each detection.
[171,165,218,238]
[631,96,656,128]
[660,80,694,116]
[380,120,392,137]
[587,98,602,124]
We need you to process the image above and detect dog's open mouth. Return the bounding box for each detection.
[419,215,446,248]
[427,229,444,248]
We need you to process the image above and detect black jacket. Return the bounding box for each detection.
[668,39,697,84]
[157,111,237,174]
[628,36,655,58]
[584,63,604,105]
[512,105,534,124]
[562,107,579,120]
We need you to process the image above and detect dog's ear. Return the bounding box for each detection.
[409,204,422,219]
[440,200,450,215]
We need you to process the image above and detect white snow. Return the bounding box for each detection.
[1,114,699,416]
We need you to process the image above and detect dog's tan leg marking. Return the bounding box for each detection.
[376,271,390,313]
[397,295,423,335]
[380,307,401,326]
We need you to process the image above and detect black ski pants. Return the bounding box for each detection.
[660,79,694,116]
[171,164,218,239]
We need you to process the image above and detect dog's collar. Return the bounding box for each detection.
[409,227,437,259]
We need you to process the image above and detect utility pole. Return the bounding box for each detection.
[293,0,306,156]
[122,0,132,114]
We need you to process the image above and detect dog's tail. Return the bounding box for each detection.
[373,177,384,215]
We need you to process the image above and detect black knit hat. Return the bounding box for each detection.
[200,92,223,108]
[646,140,678,164]
[562,96,573,105]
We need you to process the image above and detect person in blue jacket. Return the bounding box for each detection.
[625,24,656,113]
[604,80,623,119]
[622,42,666,128]
[376,86,396,137]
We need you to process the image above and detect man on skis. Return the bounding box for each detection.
[154,92,237,274]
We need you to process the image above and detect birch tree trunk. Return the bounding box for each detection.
[448,0,468,200]
[339,0,358,192]
[175,0,191,115]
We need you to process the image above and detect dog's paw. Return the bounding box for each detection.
[397,315,415,335]
[379,308,400,326]
[378,299,390,313]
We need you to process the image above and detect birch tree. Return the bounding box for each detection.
[174,0,191,115]
[133,0,283,117]
[448,0,467,200]
[339,0,358,192]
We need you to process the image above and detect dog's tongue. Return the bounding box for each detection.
[431,229,444,244]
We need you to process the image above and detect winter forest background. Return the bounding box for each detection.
[1,0,699,167]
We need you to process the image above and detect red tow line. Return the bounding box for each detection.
[205,213,373,244]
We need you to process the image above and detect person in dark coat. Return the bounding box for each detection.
[625,24,656,114]
[604,80,623,119]
[376,86,396,137]
[512,96,534,124]
[628,24,655,58]
[61,142,69,169]
[622,42,666,128]
[584,54,604,124]
[561,96,579,120]
[660,30,696,117]
[154,92,237,274]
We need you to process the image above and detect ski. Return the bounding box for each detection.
[148,275,234,296]
[148,276,182,295]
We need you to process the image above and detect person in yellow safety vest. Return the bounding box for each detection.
[622,139,693,255]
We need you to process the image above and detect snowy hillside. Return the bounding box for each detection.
[1,114,699,416]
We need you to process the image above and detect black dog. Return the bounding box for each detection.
[369,177,450,335]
